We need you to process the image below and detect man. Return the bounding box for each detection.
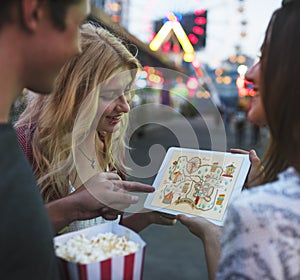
[0,1,90,278]
[0,1,153,278]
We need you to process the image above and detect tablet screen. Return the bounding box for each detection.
[144,147,251,226]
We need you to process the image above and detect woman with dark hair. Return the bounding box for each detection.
[178,1,300,279]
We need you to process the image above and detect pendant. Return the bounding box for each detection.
[91,160,96,169]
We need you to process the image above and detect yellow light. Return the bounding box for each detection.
[215,68,223,76]
[236,76,245,88]
[204,91,211,98]
[216,77,223,84]
[196,90,211,99]
[111,3,121,12]
[167,12,177,22]
[223,76,232,85]
[149,14,195,61]
[149,74,155,82]
[149,74,161,83]
[183,52,195,62]
[147,67,155,74]
[172,21,194,53]
[237,55,246,64]
[149,21,172,51]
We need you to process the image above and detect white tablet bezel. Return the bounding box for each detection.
[144,147,251,226]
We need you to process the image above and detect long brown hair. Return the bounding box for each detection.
[260,1,300,182]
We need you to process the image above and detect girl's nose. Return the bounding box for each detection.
[245,61,259,82]
[116,95,130,113]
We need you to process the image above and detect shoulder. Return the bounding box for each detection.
[217,168,300,279]
[225,168,300,238]
[233,167,300,211]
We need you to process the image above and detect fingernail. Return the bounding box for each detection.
[172,219,177,225]
[131,196,139,203]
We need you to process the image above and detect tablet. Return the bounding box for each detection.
[144,147,251,226]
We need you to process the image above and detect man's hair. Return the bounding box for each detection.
[0,0,81,30]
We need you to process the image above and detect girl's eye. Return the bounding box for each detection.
[124,88,134,102]
[99,91,115,101]
[99,86,133,102]
[256,52,262,61]
[99,96,112,101]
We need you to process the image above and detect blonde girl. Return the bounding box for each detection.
[16,23,175,233]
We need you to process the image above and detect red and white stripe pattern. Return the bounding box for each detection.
[62,248,145,280]
[56,224,146,280]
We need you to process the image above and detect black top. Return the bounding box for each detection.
[0,124,62,279]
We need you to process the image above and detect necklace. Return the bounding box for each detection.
[79,148,96,169]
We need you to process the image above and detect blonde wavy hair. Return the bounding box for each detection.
[16,23,141,202]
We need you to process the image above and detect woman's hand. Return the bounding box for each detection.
[230,148,263,188]
[177,215,221,280]
[177,215,221,241]
[145,211,177,226]
[73,172,154,216]
[121,210,176,233]
[47,172,154,233]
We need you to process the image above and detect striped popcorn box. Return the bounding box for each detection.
[54,223,146,280]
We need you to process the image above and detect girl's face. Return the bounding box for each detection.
[96,70,132,133]
[245,61,267,126]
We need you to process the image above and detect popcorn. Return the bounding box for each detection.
[54,224,146,280]
[55,232,140,264]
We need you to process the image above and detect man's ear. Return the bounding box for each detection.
[21,0,42,32]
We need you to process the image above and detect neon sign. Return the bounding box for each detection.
[149,12,195,62]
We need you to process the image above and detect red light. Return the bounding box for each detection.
[188,90,195,98]
[194,17,207,25]
[148,32,156,42]
[172,43,181,53]
[111,15,120,22]
[192,59,201,69]
[194,9,206,16]
[196,68,203,77]
[187,76,198,90]
[162,41,171,52]
[193,26,204,35]
[188,34,198,45]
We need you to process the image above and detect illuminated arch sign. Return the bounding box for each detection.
[149,12,195,62]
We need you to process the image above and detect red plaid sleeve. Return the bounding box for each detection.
[15,125,34,165]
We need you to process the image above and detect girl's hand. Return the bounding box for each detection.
[121,210,176,232]
[146,211,177,226]
[230,148,263,187]
[177,215,221,240]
